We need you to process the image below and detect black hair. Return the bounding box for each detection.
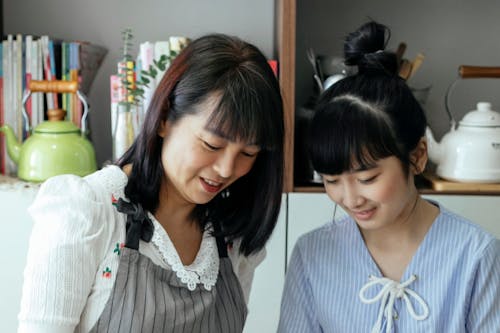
[308,21,427,176]
[118,34,284,255]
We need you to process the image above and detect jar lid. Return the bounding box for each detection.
[460,102,500,127]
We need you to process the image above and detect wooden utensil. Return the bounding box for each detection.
[399,59,412,80]
[395,42,407,64]
[409,53,425,79]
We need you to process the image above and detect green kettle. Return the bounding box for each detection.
[0,80,97,182]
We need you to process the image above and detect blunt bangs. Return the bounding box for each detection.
[205,66,281,151]
[308,96,402,175]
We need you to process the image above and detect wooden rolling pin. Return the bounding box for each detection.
[459,65,500,78]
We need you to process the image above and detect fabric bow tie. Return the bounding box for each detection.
[115,198,154,250]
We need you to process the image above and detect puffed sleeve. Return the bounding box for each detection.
[228,238,266,304]
[18,175,110,333]
[466,238,500,332]
[277,239,322,333]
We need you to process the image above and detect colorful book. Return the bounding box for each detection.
[40,36,55,111]
[31,38,44,127]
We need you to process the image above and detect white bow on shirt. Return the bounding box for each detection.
[359,274,430,333]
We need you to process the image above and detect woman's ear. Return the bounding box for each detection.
[410,137,428,175]
[158,120,170,138]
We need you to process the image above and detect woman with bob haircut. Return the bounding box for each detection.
[19,33,284,333]
[278,21,499,333]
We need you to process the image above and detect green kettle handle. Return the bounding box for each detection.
[22,80,90,136]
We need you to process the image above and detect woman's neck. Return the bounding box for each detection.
[154,180,203,265]
[363,194,438,250]
[360,195,440,281]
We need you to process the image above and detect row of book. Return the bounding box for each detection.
[0,34,107,175]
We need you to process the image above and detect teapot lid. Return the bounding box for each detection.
[33,108,80,134]
[34,120,80,134]
[460,102,500,127]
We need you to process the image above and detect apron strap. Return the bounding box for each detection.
[114,198,154,250]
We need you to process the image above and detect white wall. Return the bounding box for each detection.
[4,0,276,165]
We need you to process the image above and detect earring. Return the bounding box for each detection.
[221,188,230,198]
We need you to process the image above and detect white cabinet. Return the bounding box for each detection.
[0,181,38,332]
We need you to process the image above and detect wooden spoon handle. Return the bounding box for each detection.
[459,66,500,78]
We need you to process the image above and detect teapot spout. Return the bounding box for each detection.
[425,126,442,165]
[0,125,21,164]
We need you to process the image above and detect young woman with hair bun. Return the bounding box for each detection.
[278,21,499,333]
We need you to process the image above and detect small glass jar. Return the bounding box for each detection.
[112,103,141,161]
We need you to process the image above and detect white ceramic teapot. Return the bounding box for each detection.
[426,102,500,183]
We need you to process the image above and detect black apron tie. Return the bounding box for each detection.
[115,198,154,250]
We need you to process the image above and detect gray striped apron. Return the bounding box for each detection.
[89,199,247,332]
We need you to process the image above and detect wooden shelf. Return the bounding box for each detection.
[276,0,500,197]
[293,175,500,196]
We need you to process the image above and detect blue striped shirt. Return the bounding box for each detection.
[278,204,500,332]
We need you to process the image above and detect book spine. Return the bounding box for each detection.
[34,39,44,125]
[15,34,23,141]
[69,42,80,126]
[61,42,67,119]
[25,35,33,125]
[40,36,55,111]
[48,39,59,109]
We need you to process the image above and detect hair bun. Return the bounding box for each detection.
[344,21,398,76]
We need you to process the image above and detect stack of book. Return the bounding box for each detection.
[0,34,107,175]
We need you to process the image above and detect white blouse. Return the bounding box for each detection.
[18,166,265,333]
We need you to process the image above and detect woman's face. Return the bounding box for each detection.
[322,156,418,231]
[158,95,260,207]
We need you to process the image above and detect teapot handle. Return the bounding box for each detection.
[444,66,500,129]
[22,80,90,136]
[459,66,500,78]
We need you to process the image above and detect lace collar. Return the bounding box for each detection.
[148,212,219,291]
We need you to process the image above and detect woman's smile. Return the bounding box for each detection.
[351,207,377,221]
[200,177,224,193]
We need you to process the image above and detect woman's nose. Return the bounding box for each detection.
[341,185,363,209]
[214,151,235,179]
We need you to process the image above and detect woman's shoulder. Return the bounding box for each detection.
[434,203,497,256]
[29,165,128,235]
[35,165,127,202]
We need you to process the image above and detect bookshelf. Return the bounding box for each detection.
[277,0,500,194]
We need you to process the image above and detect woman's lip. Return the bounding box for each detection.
[352,208,376,221]
[200,178,222,193]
